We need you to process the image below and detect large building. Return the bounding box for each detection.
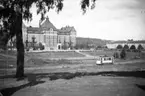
[23,17,76,50]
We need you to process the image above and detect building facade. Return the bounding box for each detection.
[23,17,76,50]
[106,40,145,49]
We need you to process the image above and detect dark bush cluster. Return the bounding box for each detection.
[113,52,119,58]
[25,42,45,51]
[120,49,126,59]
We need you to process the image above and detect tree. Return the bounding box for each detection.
[137,44,144,57]
[123,45,129,50]
[68,38,73,49]
[97,45,102,49]
[113,52,119,58]
[68,41,73,49]
[62,38,68,50]
[0,0,97,78]
[116,45,123,49]
[120,49,126,59]
[137,44,144,50]
[31,36,36,50]
[39,42,44,50]
[130,45,136,50]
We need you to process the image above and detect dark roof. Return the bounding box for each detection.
[58,26,76,35]
[26,17,76,34]
[57,30,71,35]
[40,17,57,31]
[27,27,42,34]
[60,26,76,32]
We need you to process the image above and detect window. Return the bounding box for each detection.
[44,35,46,43]
[104,58,106,61]
[50,28,53,32]
[108,58,111,60]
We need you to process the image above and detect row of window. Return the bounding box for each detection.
[97,57,112,61]
[103,58,112,61]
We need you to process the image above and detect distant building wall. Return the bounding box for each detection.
[43,29,57,49]
[27,34,44,43]
[106,43,145,49]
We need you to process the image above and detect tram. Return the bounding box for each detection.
[96,56,114,65]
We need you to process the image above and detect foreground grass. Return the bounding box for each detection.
[1,61,145,96]
[1,70,145,96]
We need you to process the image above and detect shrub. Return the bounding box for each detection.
[33,47,37,50]
[116,45,123,49]
[40,45,44,50]
[130,45,136,50]
[133,49,140,52]
[113,52,119,58]
[126,49,131,52]
[39,42,44,50]
[26,47,29,51]
[120,49,126,59]
[123,45,129,50]
[137,44,144,50]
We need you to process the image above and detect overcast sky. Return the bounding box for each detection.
[24,0,145,40]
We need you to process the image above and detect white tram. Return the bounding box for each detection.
[96,56,114,65]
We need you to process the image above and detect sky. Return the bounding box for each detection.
[24,0,145,40]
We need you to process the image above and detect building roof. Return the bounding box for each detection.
[58,26,76,35]
[26,17,76,35]
[60,26,76,32]
[27,27,42,34]
[40,17,57,31]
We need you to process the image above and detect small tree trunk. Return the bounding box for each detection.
[15,12,25,78]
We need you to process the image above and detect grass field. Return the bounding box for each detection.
[27,51,85,59]
[0,50,145,69]
[80,50,116,56]
[80,50,145,59]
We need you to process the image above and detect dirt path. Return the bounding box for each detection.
[75,50,93,57]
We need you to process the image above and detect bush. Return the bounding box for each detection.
[113,52,119,58]
[40,45,44,50]
[137,44,144,50]
[132,49,137,52]
[130,45,136,50]
[39,42,44,50]
[26,47,29,51]
[126,49,131,52]
[120,49,126,59]
[116,45,123,49]
[33,47,37,50]
[123,45,129,50]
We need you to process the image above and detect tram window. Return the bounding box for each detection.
[108,58,111,60]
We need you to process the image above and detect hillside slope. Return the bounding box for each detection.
[76,37,111,46]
